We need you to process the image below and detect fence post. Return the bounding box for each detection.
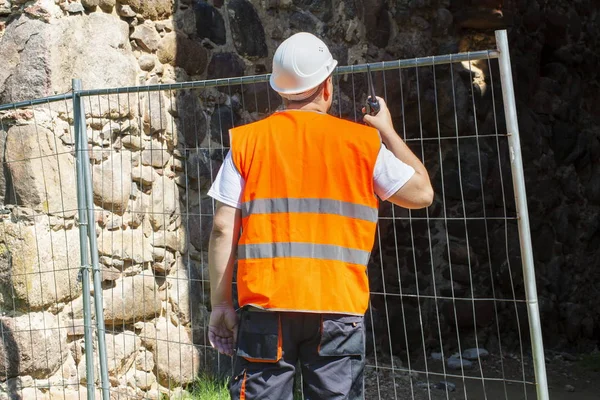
[73,79,96,400]
[72,79,111,400]
[495,30,550,400]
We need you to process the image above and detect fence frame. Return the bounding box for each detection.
[495,30,549,400]
[0,29,549,400]
[73,79,98,400]
[73,79,111,400]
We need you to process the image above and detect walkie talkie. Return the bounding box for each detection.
[365,64,380,116]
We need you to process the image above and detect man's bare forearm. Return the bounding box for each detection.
[380,127,429,179]
[208,203,241,307]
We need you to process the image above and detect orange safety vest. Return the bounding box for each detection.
[230,110,381,315]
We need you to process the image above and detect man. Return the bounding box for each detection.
[207,32,433,399]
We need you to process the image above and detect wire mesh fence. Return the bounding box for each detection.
[0,30,548,400]
[0,99,95,399]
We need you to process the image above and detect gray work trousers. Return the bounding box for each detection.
[229,308,366,400]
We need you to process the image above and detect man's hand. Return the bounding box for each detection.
[363,96,395,138]
[208,304,239,356]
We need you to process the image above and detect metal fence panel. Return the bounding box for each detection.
[0,99,93,399]
[0,29,548,400]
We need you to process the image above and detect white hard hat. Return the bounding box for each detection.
[270,32,338,101]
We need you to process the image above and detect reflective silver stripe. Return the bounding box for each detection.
[242,198,378,223]
[238,243,371,265]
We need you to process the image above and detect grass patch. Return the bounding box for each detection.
[181,375,230,400]
[580,353,600,372]
[168,373,305,399]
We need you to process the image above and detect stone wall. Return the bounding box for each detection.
[0,0,598,398]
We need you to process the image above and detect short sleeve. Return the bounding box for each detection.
[373,145,416,201]
[207,151,245,209]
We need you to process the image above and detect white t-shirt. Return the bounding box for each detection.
[208,145,415,209]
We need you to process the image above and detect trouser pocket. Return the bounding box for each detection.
[237,309,282,363]
[318,314,365,357]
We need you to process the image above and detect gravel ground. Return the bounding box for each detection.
[363,352,600,400]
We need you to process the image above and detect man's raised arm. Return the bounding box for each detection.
[364,96,434,209]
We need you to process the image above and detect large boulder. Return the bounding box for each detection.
[165,262,206,326]
[0,312,69,380]
[207,53,246,80]
[242,83,282,115]
[142,92,170,136]
[150,226,187,254]
[102,274,162,325]
[105,331,141,375]
[177,36,210,76]
[118,0,172,20]
[0,18,50,103]
[75,331,141,382]
[292,0,333,22]
[0,221,81,311]
[0,0,11,15]
[140,139,170,168]
[92,153,133,215]
[0,13,137,104]
[4,124,78,217]
[210,105,236,147]
[227,0,268,58]
[82,0,100,10]
[131,24,161,52]
[97,228,153,264]
[148,175,180,231]
[194,0,227,45]
[157,32,209,76]
[157,31,177,65]
[174,91,208,148]
[149,317,200,387]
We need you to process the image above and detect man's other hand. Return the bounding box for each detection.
[208,304,239,356]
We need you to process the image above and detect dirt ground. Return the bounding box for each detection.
[363,352,600,399]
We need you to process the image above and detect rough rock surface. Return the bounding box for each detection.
[0,13,137,103]
[102,274,162,325]
[151,317,200,387]
[157,31,209,76]
[0,312,69,380]
[92,153,133,215]
[148,174,180,230]
[175,91,208,148]
[228,0,268,58]
[4,124,78,217]
[105,331,141,374]
[193,0,226,45]
[119,0,171,20]
[207,52,246,79]
[97,228,154,264]
[0,221,81,311]
[131,24,161,52]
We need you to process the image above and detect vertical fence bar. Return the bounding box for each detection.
[73,79,111,400]
[495,30,550,400]
[73,79,96,400]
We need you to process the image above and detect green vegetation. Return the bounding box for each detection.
[165,373,306,400]
[184,375,230,399]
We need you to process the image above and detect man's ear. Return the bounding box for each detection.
[323,76,333,100]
